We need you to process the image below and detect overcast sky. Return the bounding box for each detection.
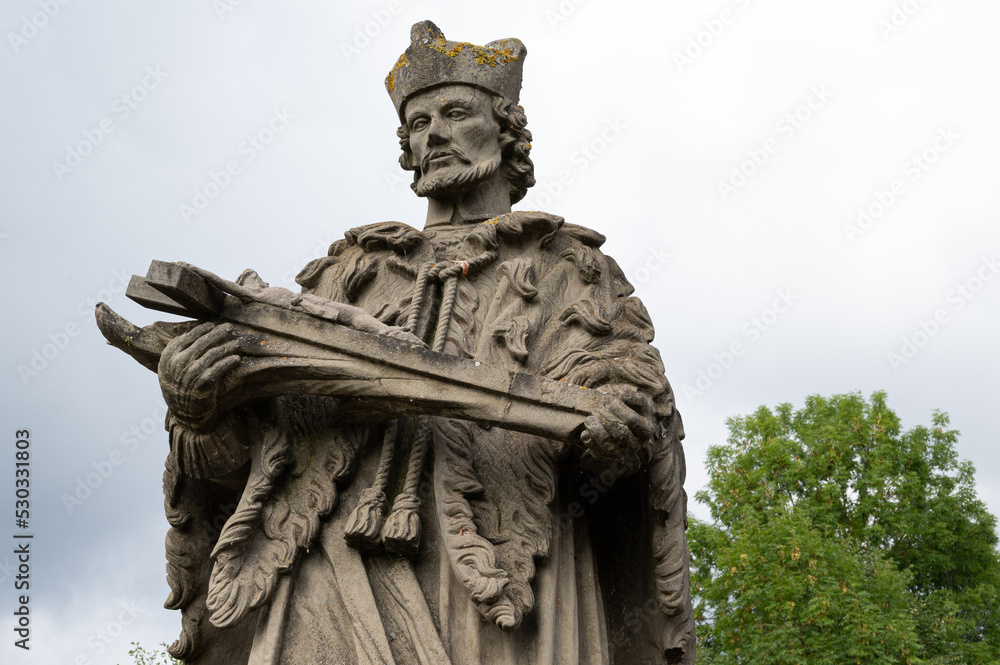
[2,1,999,663]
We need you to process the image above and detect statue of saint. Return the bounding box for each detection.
[99,20,694,665]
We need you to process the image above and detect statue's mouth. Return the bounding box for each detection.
[423,148,469,171]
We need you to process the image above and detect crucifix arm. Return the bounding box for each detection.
[97,260,606,445]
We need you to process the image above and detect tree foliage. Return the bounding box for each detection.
[690,391,1000,664]
[118,642,181,665]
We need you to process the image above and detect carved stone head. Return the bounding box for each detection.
[387,21,535,204]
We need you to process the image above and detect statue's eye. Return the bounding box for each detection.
[447,109,468,121]
[410,117,429,132]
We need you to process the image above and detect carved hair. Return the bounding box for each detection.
[396,92,536,204]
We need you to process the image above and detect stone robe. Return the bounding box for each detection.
[161,211,695,665]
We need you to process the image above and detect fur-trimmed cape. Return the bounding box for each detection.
[161,212,695,664]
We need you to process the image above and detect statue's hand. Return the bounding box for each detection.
[580,384,655,461]
[158,322,241,429]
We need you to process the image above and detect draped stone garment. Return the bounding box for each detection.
[160,212,695,664]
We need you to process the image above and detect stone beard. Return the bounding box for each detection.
[414,150,503,198]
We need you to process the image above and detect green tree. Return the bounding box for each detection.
[690,391,1000,664]
[119,642,181,665]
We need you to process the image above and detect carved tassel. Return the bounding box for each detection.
[376,269,463,555]
[381,271,459,555]
[344,421,398,550]
[381,420,432,555]
[381,491,422,555]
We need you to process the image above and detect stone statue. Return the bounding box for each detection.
[97,20,695,664]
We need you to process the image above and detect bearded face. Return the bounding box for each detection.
[402,85,504,200]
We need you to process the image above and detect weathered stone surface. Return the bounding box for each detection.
[97,20,695,665]
[100,260,604,442]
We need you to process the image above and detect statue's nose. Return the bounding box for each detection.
[427,117,450,145]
